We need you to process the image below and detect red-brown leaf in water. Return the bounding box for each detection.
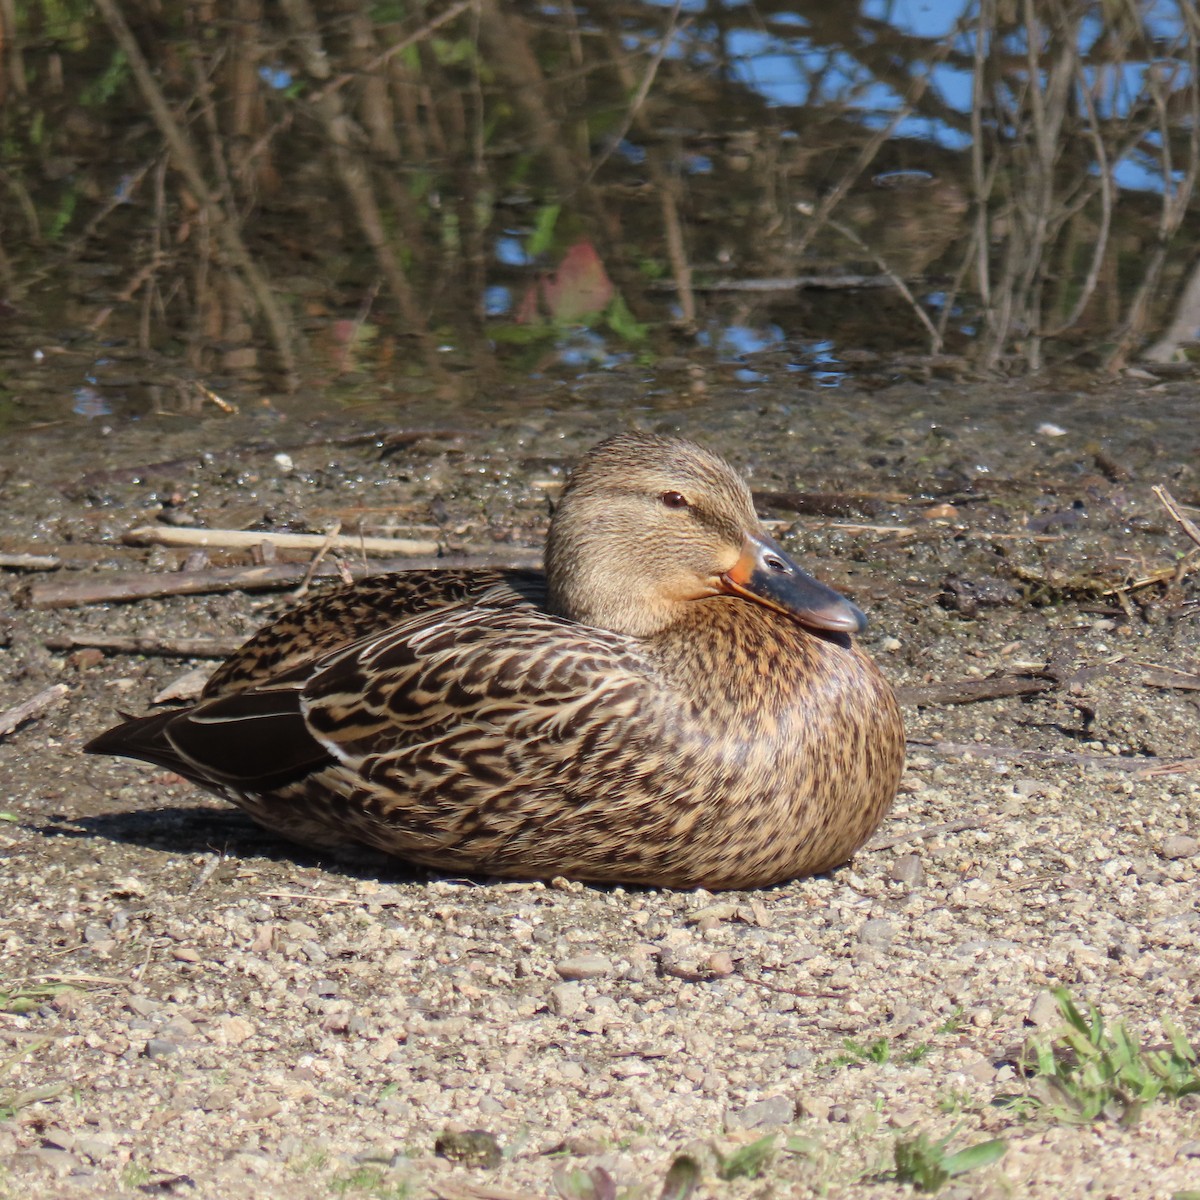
[540,241,614,321]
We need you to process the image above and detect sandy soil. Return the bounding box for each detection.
[1,374,1198,1199]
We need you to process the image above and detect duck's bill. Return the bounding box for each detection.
[716,532,867,634]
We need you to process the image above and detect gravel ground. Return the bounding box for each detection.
[1,375,1198,1199]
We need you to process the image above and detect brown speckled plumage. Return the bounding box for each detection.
[87,433,904,889]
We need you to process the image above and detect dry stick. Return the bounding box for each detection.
[92,0,297,387]
[1153,485,1200,549]
[587,1,685,182]
[431,1183,539,1200]
[0,684,70,741]
[819,521,915,535]
[478,1,642,318]
[1037,53,1114,339]
[1107,23,1200,370]
[280,0,441,377]
[907,737,1192,774]
[45,634,248,659]
[120,525,440,557]
[596,8,695,325]
[310,0,473,105]
[895,676,1056,708]
[799,205,943,355]
[0,554,61,571]
[866,815,997,853]
[25,553,541,610]
[261,890,405,906]
[650,274,893,293]
[288,522,345,601]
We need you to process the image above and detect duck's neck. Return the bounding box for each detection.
[545,514,680,638]
[645,598,843,712]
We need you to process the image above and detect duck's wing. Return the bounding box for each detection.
[300,602,647,777]
[86,588,649,821]
[202,568,545,699]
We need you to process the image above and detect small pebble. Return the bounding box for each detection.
[1161,834,1199,861]
[858,918,894,949]
[796,1096,830,1121]
[1027,990,1062,1028]
[555,953,612,980]
[890,854,925,886]
[707,951,734,976]
[724,1094,794,1130]
[549,982,585,1017]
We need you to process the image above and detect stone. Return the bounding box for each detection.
[1161,834,1199,861]
[724,1094,794,1130]
[890,854,925,886]
[858,918,894,949]
[1027,990,1062,1028]
[549,982,585,1017]
[556,954,613,980]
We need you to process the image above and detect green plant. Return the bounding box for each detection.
[892,1131,1007,1193]
[0,983,76,1014]
[936,1088,975,1115]
[290,1150,329,1175]
[326,1165,411,1198]
[121,1163,153,1189]
[936,1007,966,1034]
[1015,988,1200,1125]
[716,1133,777,1181]
[659,1155,699,1200]
[830,1036,892,1067]
[552,1164,616,1200]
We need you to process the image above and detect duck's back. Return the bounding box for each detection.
[202,568,546,698]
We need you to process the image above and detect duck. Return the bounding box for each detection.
[86,432,904,890]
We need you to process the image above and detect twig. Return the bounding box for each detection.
[431,1183,542,1200]
[907,737,1193,774]
[0,684,70,740]
[1134,660,1200,692]
[1153,485,1200,549]
[289,521,343,601]
[45,633,248,658]
[25,553,540,610]
[0,553,61,571]
[121,525,440,557]
[895,676,1057,707]
[822,521,916,536]
[648,274,893,292]
[261,890,405,906]
[281,0,440,373]
[588,1,685,180]
[866,815,997,852]
[308,0,473,105]
[92,0,298,386]
[741,976,848,1001]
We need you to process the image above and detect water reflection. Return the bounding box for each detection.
[0,0,1198,421]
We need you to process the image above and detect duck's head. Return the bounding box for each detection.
[544,432,867,639]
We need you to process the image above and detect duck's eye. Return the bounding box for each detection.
[660,491,689,509]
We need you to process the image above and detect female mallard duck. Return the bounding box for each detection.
[87,433,903,890]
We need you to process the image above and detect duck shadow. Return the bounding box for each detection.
[36,805,436,886]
